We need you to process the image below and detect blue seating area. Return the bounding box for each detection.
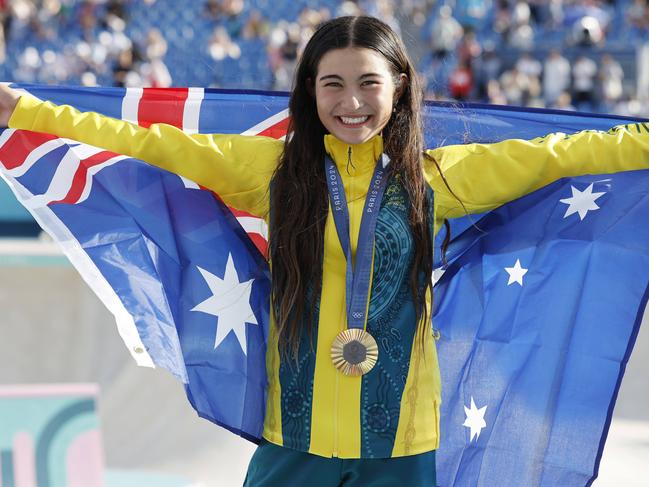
[118,0,338,88]
[0,0,339,88]
[0,0,643,91]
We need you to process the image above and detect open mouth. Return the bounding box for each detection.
[337,115,370,127]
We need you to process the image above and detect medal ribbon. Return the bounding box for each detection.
[325,153,390,330]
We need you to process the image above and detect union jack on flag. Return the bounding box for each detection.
[1,85,648,486]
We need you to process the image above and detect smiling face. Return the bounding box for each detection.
[314,47,402,145]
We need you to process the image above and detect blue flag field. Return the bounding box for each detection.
[0,85,648,486]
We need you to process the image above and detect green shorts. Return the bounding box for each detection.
[244,439,437,487]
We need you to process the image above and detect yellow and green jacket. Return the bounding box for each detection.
[9,95,649,459]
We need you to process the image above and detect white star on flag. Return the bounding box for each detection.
[559,183,606,220]
[432,267,446,286]
[191,253,258,355]
[505,259,528,286]
[463,396,488,442]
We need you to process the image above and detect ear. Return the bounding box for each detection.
[395,73,408,102]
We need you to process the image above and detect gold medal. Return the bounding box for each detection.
[331,328,378,376]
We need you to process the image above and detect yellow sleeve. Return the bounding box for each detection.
[8,94,284,217]
[424,123,649,225]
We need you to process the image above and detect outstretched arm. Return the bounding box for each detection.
[425,123,649,227]
[0,86,282,217]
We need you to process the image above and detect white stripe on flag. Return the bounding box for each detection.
[240,108,290,136]
[182,87,204,134]
[4,139,67,178]
[122,87,143,124]
[20,146,101,208]
[236,216,269,240]
[0,127,15,149]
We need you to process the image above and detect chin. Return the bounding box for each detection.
[330,130,378,145]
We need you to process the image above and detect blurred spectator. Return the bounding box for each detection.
[547,0,566,29]
[145,28,167,61]
[113,46,141,87]
[552,91,577,110]
[448,60,473,101]
[221,0,244,37]
[613,94,649,116]
[297,6,330,30]
[493,0,512,36]
[572,55,598,110]
[571,15,605,46]
[74,38,109,80]
[373,0,401,37]
[208,25,241,61]
[419,50,453,99]
[486,79,508,104]
[515,52,542,103]
[203,0,243,37]
[500,65,540,106]
[243,10,270,40]
[627,0,649,35]
[516,52,542,81]
[457,27,481,67]
[403,0,437,27]
[543,49,571,105]
[268,21,301,90]
[473,42,502,100]
[15,45,40,82]
[455,0,489,29]
[598,53,624,109]
[564,0,610,30]
[0,0,644,117]
[528,0,548,25]
[204,0,222,21]
[78,0,98,41]
[140,28,171,87]
[0,0,8,64]
[429,5,463,59]
[140,59,171,87]
[507,2,535,50]
[337,1,362,16]
[81,71,98,86]
[104,0,128,24]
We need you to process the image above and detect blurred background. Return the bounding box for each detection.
[0,0,648,486]
[0,0,647,114]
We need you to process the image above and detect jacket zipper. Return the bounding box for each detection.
[346,146,354,173]
[334,145,354,457]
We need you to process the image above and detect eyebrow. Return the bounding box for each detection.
[318,73,384,82]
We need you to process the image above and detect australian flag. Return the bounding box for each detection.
[1,85,648,486]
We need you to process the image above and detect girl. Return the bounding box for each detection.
[1,15,649,487]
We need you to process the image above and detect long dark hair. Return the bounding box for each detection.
[269,16,433,358]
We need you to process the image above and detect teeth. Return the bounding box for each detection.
[340,116,369,125]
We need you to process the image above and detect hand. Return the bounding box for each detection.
[0,84,21,127]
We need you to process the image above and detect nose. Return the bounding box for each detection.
[340,90,362,111]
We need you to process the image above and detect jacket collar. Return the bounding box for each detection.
[323,134,384,176]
